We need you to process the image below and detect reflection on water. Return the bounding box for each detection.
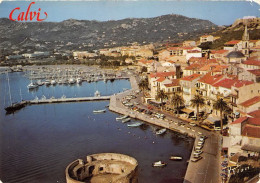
[0,72,193,183]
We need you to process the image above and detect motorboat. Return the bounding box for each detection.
[44,80,51,86]
[27,82,38,89]
[69,78,76,84]
[170,156,183,161]
[76,77,82,84]
[94,90,101,97]
[122,118,131,123]
[116,115,129,120]
[93,109,106,113]
[37,80,44,86]
[152,161,167,167]
[127,122,143,127]
[51,79,56,85]
[156,128,166,135]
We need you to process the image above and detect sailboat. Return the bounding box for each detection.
[4,72,26,113]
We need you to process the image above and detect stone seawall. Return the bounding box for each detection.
[65,153,138,183]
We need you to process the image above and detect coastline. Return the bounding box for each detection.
[109,75,221,183]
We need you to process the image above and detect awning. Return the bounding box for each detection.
[205,115,220,124]
[241,144,260,153]
[181,108,194,114]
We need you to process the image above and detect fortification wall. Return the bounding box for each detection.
[65,153,138,183]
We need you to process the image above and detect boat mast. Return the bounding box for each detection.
[7,72,12,105]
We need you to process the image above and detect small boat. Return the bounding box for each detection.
[5,102,26,113]
[69,78,76,84]
[152,161,167,167]
[170,156,183,161]
[127,122,143,127]
[51,79,56,85]
[44,80,51,86]
[94,90,101,97]
[76,77,82,84]
[93,109,106,113]
[122,117,131,123]
[27,82,38,89]
[156,128,167,135]
[37,80,44,86]
[116,115,129,120]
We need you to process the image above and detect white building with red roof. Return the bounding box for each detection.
[225,117,260,156]
[238,96,260,114]
[179,73,202,105]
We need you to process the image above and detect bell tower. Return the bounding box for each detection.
[242,25,250,58]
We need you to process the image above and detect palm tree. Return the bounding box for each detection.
[171,94,184,116]
[190,94,205,121]
[213,98,229,134]
[156,90,167,110]
[138,78,149,96]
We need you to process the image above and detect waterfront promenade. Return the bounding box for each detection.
[109,76,221,183]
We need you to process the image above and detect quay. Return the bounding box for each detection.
[28,96,111,104]
[13,96,111,107]
[109,76,221,183]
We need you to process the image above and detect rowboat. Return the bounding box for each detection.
[156,128,166,135]
[122,118,131,123]
[170,156,183,161]
[127,122,143,127]
[116,115,129,120]
[152,161,167,167]
[93,109,106,113]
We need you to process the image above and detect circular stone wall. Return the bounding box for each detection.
[65,153,138,183]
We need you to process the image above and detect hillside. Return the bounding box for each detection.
[203,18,260,50]
[0,14,219,52]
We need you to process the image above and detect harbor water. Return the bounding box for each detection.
[0,72,193,183]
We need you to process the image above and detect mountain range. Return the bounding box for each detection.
[0,14,220,52]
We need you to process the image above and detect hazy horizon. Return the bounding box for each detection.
[0,1,259,25]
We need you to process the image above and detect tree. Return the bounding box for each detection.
[171,94,184,116]
[213,98,229,134]
[156,90,167,110]
[138,78,149,97]
[190,94,205,121]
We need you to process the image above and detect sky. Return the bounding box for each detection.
[0,1,259,25]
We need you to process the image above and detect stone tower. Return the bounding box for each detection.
[241,25,250,58]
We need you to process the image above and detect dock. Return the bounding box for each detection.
[28,96,111,105]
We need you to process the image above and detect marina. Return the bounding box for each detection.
[0,71,193,183]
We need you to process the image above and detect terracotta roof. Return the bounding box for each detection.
[198,73,224,85]
[242,124,260,138]
[225,40,241,45]
[212,65,229,72]
[243,59,260,66]
[250,40,260,43]
[248,110,260,118]
[164,79,180,87]
[180,73,201,81]
[231,116,248,125]
[184,63,204,70]
[187,50,201,53]
[247,118,260,126]
[150,72,176,78]
[213,78,238,89]
[239,96,260,107]
[211,50,229,54]
[168,46,195,51]
[188,57,217,64]
[199,63,219,71]
[156,77,166,82]
[247,69,260,76]
[233,80,254,88]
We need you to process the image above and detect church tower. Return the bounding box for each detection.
[241,25,250,58]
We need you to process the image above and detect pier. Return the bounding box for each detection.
[28,96,111,105]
